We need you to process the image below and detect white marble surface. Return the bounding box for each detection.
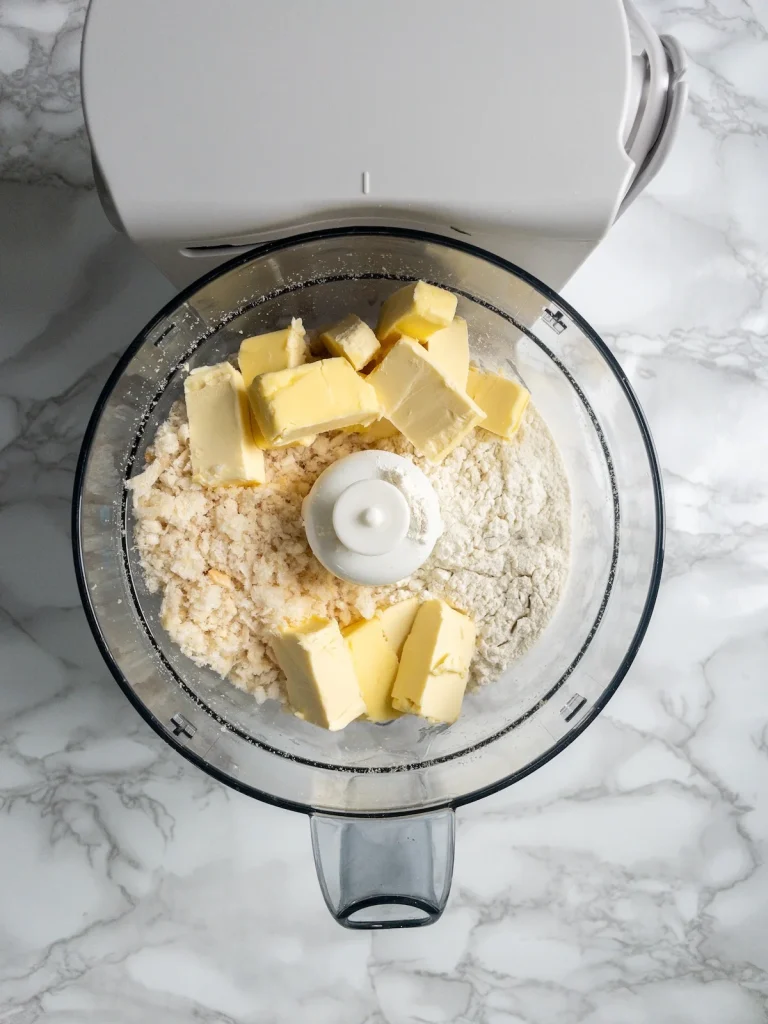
[0,0,89,186]
[2,2,768,1022]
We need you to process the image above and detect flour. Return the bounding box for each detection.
[128,402,570,698]
[412,412,571,686]
[379,463,435,543]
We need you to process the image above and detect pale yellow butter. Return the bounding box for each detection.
[251,426,316,451]
[343,618,401,722]
[376,597,419,657]
[367,337,486,463]
[344,418,399,441]
[376,281,458,344]
[391,600,476,724]
[320,313,380,371]
[425,316,470,388]
[248,357,380,443]
[238,318,307,388]
[271,617,365,731]
[467,366,530,439]
[183,362,265,487]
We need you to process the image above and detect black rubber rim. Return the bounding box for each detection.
[72,225,665,819]
[337,895,442,929]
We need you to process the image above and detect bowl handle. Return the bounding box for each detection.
[310,809,455,929]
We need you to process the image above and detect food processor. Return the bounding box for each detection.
[73,229,664,926]
[74,0,677,926]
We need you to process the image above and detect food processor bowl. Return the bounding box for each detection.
[73,229,663,928]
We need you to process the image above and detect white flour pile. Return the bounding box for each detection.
[128,402,570,700]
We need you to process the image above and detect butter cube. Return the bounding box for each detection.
[239,321,314,449]
[424,316,470,389]
[391,600,476,724]
[252,427,316,451]
[248,357,380,444]
[344,418,399,441]
[184,362,266,487]
[367,337,486,463]
[376,281,458,344]
[271,617,365,731]
[376,597,419,657]
[238,318,307,388]
[343,618,401,722]
[319,314,380,371]
[467,366,530,439]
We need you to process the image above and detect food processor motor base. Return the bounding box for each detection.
[82,0,686,290]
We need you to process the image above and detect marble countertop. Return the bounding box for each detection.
[2,2,768,1022]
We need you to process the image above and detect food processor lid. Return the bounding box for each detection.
[82,0,636,247]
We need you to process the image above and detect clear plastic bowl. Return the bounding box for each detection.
[73,228,663,927]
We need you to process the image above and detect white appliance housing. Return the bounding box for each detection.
[82,0,686,290]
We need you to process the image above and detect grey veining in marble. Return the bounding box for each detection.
[0,0,90,187]
[2,1,768,1022]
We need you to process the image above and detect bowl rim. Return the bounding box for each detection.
[72,225,665,818]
